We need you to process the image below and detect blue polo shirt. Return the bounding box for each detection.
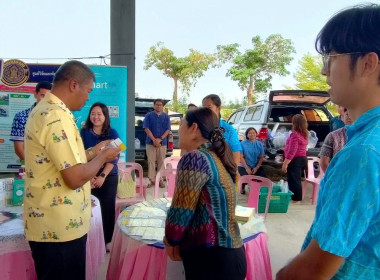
[143,111,171,146]
[220,120,242,153]
[240,139,264,169]
[302,106,380,279]
[80,128,120,175]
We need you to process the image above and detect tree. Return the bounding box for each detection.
[293,54,329,90]
[290,54,338,114]
[217,34,295,104]
[144,42,216,111]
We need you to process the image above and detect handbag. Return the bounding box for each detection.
[117,169,136,199]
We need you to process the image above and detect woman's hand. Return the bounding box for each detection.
[90,178,97,189]
[163,237,182,261]
[91,176,106,188]
[245,167,252,175]
[281,164,287,173]
[282,158,291,173]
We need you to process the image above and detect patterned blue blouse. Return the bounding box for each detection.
[165,148,243,251]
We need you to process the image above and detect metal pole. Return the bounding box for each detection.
[110,0,135,162]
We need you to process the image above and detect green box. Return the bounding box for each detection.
[12,179,25,206]
[258,186,293,213]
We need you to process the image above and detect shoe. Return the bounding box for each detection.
[147,180,154,188]
[159,180,166,188]
[106,243,112,253]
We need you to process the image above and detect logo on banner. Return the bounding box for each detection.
[1,59,30,87]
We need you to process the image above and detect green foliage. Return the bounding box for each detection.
[293,54,329,90]
[144,42,216,110]
[217,34,295,104]
[219,95,248,120]
[327,102,338,116]
[289,54,338,114]
[165,95,189,114]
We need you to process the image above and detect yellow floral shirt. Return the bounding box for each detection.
[24,92,91,242]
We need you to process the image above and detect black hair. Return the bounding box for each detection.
[83,102,111,136]
[185,107,237,182]
[153,99,164,105]
[315,4,380,72]
[202,94,222,107]
[35,81,52,93]
[245,127,258,140]
[53,60,95,86]
[187,103,197,109]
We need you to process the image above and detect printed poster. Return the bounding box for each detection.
[0,60,128,172]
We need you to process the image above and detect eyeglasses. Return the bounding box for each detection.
[321,52,364,71]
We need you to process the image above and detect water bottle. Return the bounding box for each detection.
[279,179,285,192]
[135,138,141,149]
[283,181,289,193]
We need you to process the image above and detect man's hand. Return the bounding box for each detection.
[99,146,120,162]
[153,138,162,147]
[93,140,112,155]
[245,167,252,175]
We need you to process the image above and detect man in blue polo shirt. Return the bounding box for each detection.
[10,81,52,160]
[143,99,171,186]
[276,4,380,279]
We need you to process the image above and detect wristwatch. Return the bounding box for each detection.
[99,172,106,178]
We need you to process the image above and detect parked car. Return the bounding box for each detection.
[227,90,333,164]
[134,98,182,161]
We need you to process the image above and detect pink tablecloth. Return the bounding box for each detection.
[0,195,106,280]
[107,226,272,280]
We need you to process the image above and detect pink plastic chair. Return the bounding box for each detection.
[163,156,181,169]
[238,175,273,220]
[115,162,147,221]
[302,157,324,205]
[154,168,177,199]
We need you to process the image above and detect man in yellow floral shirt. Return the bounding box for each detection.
[24,60,120,280]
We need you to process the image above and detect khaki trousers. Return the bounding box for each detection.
[146,144,167,182]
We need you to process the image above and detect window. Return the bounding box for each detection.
[228,110,243,124]
[243,106,263,121]
[228,112,237,124]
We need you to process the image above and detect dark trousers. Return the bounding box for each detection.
[91,174,118,244]
[238,166,266,177]
[181,246,247,280]
[29,234,87,280]
[287,156,307,201]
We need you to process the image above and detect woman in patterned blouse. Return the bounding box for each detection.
[164,107,247,280]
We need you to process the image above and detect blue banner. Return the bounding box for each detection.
[73,66,128,154]
[27,64,59,83]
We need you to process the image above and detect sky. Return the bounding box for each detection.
[0,0,370,105]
